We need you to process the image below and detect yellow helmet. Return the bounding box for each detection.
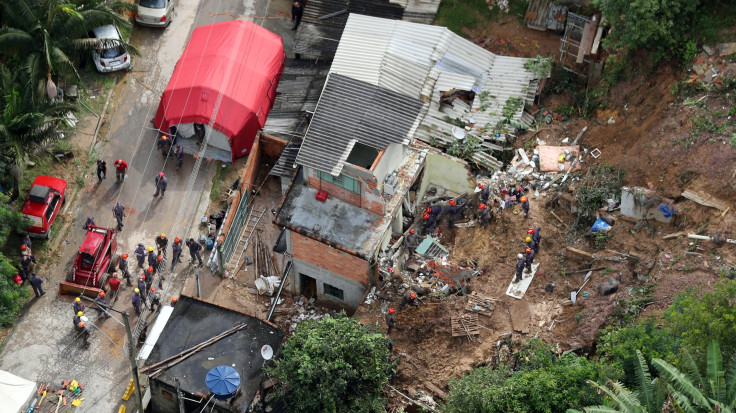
[525,237,532,243]
[148,247,153,252]
[75,297,81,302]
[134,288,140,293]
[77,311,83,317]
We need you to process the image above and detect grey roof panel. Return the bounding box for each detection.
[294,73,424,175]
[270,145,300,177]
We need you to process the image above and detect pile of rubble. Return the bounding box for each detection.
[689,43,736,85]
[276,297,334,333]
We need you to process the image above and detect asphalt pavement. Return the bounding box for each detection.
[0,0,296,410]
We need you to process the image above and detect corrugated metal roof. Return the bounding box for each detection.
[294,73,424,176]
[270,144,301,177]
[329,14,545,166]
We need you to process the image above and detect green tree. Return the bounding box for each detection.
[445,354,620,413]
[569,350,667,413]
[592,0,701,61]
[0,65,76,189]
[0,251,31,326]
[267,315,394,413]
[572,342,736,413]
[0,0,135,102]
[597,318,681,386]
[664,279,736,361]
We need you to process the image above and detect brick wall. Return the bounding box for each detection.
[290,232,370,286]
[306,171,384,215]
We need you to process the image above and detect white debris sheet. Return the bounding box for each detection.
[506,263,540,300]
[0,369,36,413]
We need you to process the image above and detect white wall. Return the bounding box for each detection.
[372,143,406,191]
[621,187,673,224]
[416,151,476,207]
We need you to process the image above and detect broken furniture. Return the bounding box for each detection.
[450,313,480,341]
[464,291,496,316]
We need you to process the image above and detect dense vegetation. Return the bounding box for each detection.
[267,315,395,412]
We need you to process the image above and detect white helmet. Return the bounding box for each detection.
[517,253,524,259]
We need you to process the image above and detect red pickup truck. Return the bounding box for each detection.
[21,176,67,238]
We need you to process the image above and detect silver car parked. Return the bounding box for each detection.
[91,25,133,73]
[135,0,177,27]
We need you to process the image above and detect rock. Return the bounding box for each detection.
[693,64,706,76]
[716,42,736,56]
[598,280,619,296]
[607,116,615,124]
[703,45,715,56]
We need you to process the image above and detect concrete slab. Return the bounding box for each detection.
[537,145,582,172]
[506,263,539,300]
[508,299,531,334]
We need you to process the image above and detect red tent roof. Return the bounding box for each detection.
[153,20,284,161]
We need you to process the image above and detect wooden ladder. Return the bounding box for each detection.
[229,208,266,272]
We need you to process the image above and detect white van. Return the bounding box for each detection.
[91,25,133,73]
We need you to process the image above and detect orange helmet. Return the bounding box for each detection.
[388,308,396,314]
[147,266,153,272]
[425,207,431,214]
[520,197,527,203]
[99,292,105,298]
[449,199,456,206]
[477,183,484,189]
[122,254,128,259]
[174,237,181,243]
[158,172,164,178]
[150,287,156,292]
[157,256,163,261]
[479,203,487,209]
[423,214,430,220]
[162,136,168,141]
[527,229,534,234]
[78,322,85,328]
[410,293,417,299]
[525,247,532,253]
[140,274,146,280]
[172,297,178,303]
[20,245,26,250]
[160,233,166,238]
[409,229,415,234]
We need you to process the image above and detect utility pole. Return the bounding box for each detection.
[122,312,144,413]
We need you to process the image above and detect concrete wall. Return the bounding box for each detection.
[287,230,369,309]
[416,151,476,207]
[621,187,673,224]
[304,166,384,215]
[372,143,406,190]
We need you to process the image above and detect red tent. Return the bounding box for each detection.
[153,20,284,161]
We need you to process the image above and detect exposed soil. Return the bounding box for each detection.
[354,13,736,407]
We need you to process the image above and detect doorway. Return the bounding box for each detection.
[300,273,317,300]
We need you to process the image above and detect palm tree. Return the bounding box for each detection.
[653,341,736,412]
[0,65,75,191]
[567,350,667,413]
[570,342,736,413]
[0,0,136,102]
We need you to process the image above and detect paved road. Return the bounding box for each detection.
[0,0,294,410]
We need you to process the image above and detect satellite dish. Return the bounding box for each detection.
[451,126,466,140]
[261,345,273,360]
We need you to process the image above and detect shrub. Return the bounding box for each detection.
[267,314,394,413]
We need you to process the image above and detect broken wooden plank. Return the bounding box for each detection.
[424,382,448,399]
[465,291,496,316]
[682,189,730,211]
[567,267,607,275]
[451,314,480,337]
[663,232,686,240]
[550,210,566,225]
[722,207,730,218]
[566,246,596,261]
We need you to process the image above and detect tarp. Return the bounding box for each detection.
[153,20,284,161]
[0,370,36,413]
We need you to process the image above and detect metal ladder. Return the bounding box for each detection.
[229,208,266,272]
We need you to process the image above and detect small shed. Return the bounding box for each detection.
[143,295,283,413]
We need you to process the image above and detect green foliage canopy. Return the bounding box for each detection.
[665,279,736,361]
[593,0,701,61]
[267,315,394,413]
[597,318,682,386]
[445,354,620,413]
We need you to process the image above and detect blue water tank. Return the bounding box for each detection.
[205,366,240,400]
